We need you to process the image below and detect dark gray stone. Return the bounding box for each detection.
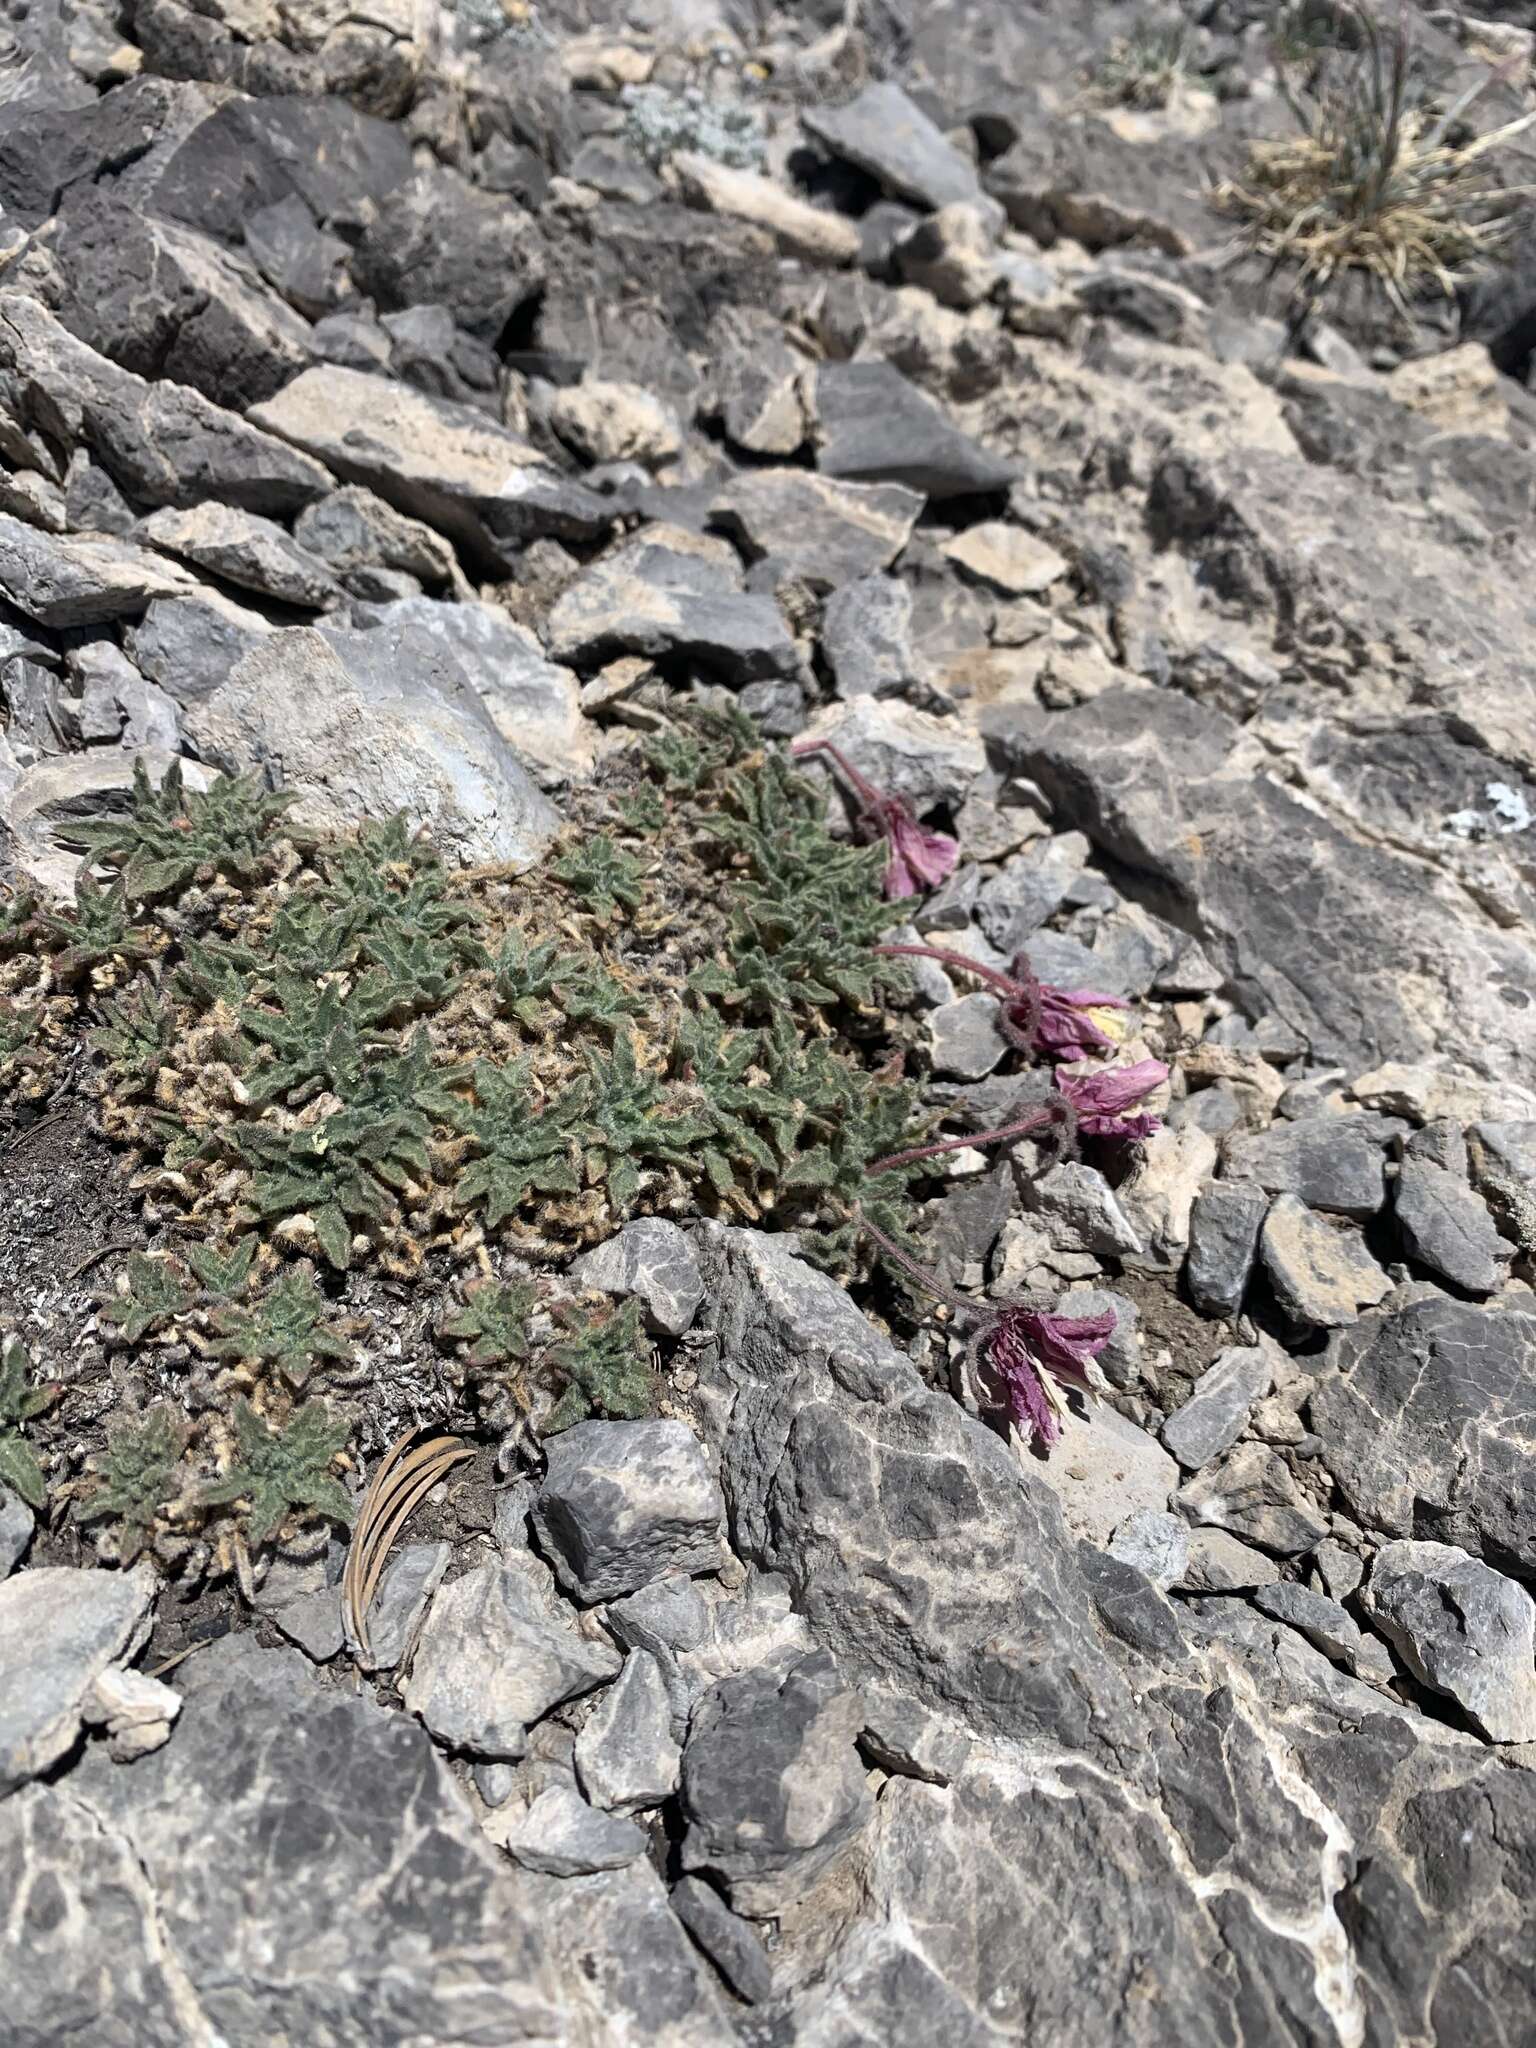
[0,1489,32,1578]
[0,1637,565,2041]
[311,308,393,372]
[574,1650,680,1815]
[43,188,313,409]
[671,1875,774,2004]
[383,304,501,416]
[974,837,1085,952]
[293,485,456,588]
[1404,1119,1469,1177]
[0,515,199,628]
[355,167,544,343]
[123,591,274,704]
[1186,1179,1270,1318]
[802,82,983,212]
[532,1420,728,1604]
[0,292,332,517]
[501,1783,648,1876]
[927,992,1007,1080]
[1251,1581,1394,1683]
[1394,1154,1505,1295]
[570,1219,704,1337]
[1313,1296,1536,1573]
[816,362,1016,501]
[0,1564,155,1792]
[1260,1194,1391,1330]
[545,541,796,683]
[1365,1540,1536,1742]
[402,1555,621,1759]
[1161,1344,1273,1471]
[710,468,923,590]
[1223,1118,1389,1219]
[681,1649,872,1915]
[348,1539,450,1674]
[1177,1443,1330,1557]
[243,193,353,321]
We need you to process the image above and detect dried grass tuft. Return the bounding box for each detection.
[343,1427,472,1664]
[1215,5,1536,323]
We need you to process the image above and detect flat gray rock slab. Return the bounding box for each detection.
[0,1637,565,2042]
[1365,1540,1536,1742]
[1260,1193,1391,1328]
[0,1564,155,1793]
[1252,1581,1394,1683]
[816,361,1016,501]
[545,543,797,682]
[403,1556,621,1759]
[709,469,923,590]
[0,512,201,627]
[137,501,338,609]
[1393,1154,1504,1295]
[802,81,983,212]
[671,1875,775,2004]
[1313,1296,1536,1574]
[1161,1343,1273,1471]
[1177,1442,1330,1557]
[1223,1117,1388,1218]
[532,1419,729,1604]
[575,1649,681,1813]
[681,1649,871,1916]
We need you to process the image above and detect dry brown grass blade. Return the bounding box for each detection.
[343,1427,473,1663]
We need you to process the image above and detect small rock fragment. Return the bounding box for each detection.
[1161,1343,1274,1472]
[571,1219,705,1337]
[574,1651,680,1814]
[1185,1180,1270,1318]
[82,1663,182,1762]
[927,992,1008,1080]
[1365,1540,1536,1743]
[1223,1118,1388,1218]
[1177,1442,1330,1557]
[532,1421,729,1604]
[1260,1194,1391,1329]
[803,81,984,213]
[1108,1508,1190,1589]
[498,1782,648,1875]
[942,522,1068,596]
[1027,1161,1143,1258]
[671,1876,775,2005]
[0,1564,156,1792]
[1251,1582,1394,1683]
[816,361,1015,501]
[1393,1154,1504,1295]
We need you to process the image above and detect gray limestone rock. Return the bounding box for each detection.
[0,1564,155,1793]
[348,1539,450,1674]
[0,514,201,628]
[1312,1296,1536,1573]
[1026,1160,1143,1257]
[857,1687,972,1787]
[709,468,923,590]
[124,590,275,704]
[0,1637,565,2042]
[570,1219,705,1337]
[680,1649,872,1915]
[1108,1507,1190,1589]
[574,1650,680,1814]
[44,188,314,410]
[545,540,796,683]
[975,838,1085,951]
[822,573,923,700]
[1176,1527,1276,1593]
[1394,1153,1504,1294]
[136,502,338,609]
[1186,1179,1270,1318]
[244,192,353,321]
[250,365,610,572]
[816,361,1016,501]
[1251,1581,1395,1683]
[403,1555,621,1759]
[1044,1406,1179,1550]
[293,484,457,588]
[532,1420,728,1604]
[1223,1117,1389,1218]
[1366,1540,1536,1742]
[0,1490,32,1577]
[1260,1194,1391,1329]
[181,617,562,869]
[1178,1443,1331,1557]
[1161,1343,1274,1471]
[802,82,983,212]
[927,992,1007,1080]
[355,165,544,343]
[671,1875,775,2004]
[499,1782,648,1876]
[0,291,332,517]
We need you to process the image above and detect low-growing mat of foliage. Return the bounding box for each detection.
[0,709,933,1590]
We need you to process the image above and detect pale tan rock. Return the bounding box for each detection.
[942,522,1068,596]
[1387,343,1507,437]
[671,151,859,264]
[548,380,682,469]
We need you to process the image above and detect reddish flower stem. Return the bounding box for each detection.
[790,739,882,812]
[874,942,1024,1000]
[870,1100,1068,1177]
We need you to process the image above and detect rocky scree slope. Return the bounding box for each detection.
[2,1,1536,2045]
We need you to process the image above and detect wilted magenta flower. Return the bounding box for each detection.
[987,1302,1118,1446]
[859,1215,1114,1450]
[1035,982,1130,1061]
[792,740,958,901]
[875,942,1129,1061]
[1055,1057,1169,1139]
